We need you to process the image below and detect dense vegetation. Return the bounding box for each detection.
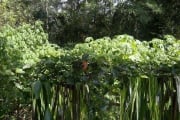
[0,0,180,43]
[0,23,180,119]
[0,22,60,119]
[0,0,180,120]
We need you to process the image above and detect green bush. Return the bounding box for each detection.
[0,21,60,119]
[0,22,180,119]
[32,35,180,119]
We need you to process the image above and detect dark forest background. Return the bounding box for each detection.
[0,0,180,45]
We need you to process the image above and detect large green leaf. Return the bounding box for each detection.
[32,81,42,99]
[44,108,52,120]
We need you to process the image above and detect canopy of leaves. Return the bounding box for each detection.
[0,0,34,27]
[0,22,61,118]
[0,22,180,119]
[0,0,180,119]
[26,0,180,44]
[1,0,179,44]
[31,34,180,119]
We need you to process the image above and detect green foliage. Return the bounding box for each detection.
[0,21,60,119]
[0,21,180,119]
[0,21,49,77]
[31,34,180,119]
[26,0,180,44]
[0,0,34,27]
[1,0,179,44]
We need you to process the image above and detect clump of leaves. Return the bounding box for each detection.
[1,21,180,120]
